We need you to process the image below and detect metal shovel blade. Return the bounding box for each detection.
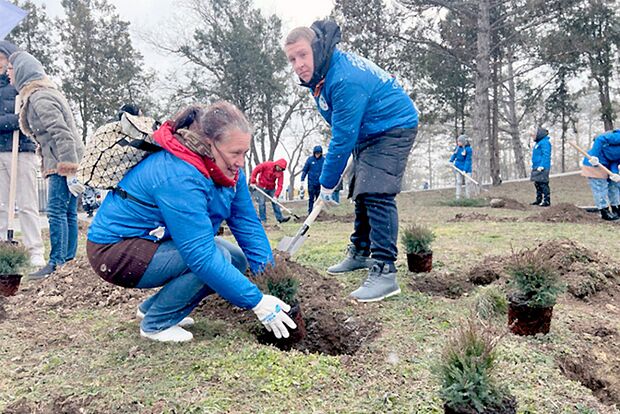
[276,234,308,255]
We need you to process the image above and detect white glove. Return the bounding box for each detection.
[319,186,339,208]
[536,166,544,172]
[252,295,296,339]
[609,173,620,183]
[589,156,600,167]
[66,176,85,197]
[299,185,304,192]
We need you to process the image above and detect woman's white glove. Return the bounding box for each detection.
[66,176,85,197]
[252,295,297,339]
[609,173,620,183]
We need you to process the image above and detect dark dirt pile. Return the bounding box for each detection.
[408,270,474,299]
[467,239,620,300]
[524,203,601,224]
[489,197,528,211]
[314,212,356,223]
[199,254,380,355]
[448,212,518,223]
[7,254,379,356]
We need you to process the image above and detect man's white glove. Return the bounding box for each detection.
[66,176,85,197]
[609,173,620,183]
[536,166,544,172]
[589,156,600,167]
[319,186,339,208]
[252,295,297,339]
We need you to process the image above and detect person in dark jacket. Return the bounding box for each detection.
[8,51,85,279]
[249,159,290,223]
[300,145,324,213]
[580,130,620,221]
[0,41,44,267]
[87,102,296,342]
[285,21,418,302]
[530,127,552,207]
[449,134,473,199]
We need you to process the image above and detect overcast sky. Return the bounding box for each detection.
[29,0,335,71]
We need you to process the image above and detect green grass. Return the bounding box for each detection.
[1,173,618,413]
[439,197,489,207]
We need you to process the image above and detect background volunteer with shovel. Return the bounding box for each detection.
[577,130,620,221]
[530,127,552,207]
[0,41,44,267]
[8,51,85,279]
[449,134,473,199]
[284,20,418,302]
[86,102,296,343]
[249,159,290,224]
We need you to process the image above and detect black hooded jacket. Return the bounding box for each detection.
[535,127,549,143]
[0,40,36,153]
[300,20,341,91]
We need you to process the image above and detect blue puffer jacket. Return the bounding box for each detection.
[583,130,620,173]
[0,73,36,153]
[301,148,324,188]
[87,151,272,309]
[531,135,552,170]
[449,145,472,173]
[310,49,418,189]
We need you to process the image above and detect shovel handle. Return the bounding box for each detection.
[569,142,614,175]
[7,95,21,240]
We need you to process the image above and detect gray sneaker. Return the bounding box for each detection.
[350,262,400,302]
[327,245,371,275]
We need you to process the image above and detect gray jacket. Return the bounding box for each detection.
[10,51,83,177]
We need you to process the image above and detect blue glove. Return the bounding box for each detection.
[320,186,339,208]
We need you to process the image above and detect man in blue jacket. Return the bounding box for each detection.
[530,127,552,207]
[300,145,324,214]
[285,21,418,302]
[449,134,473,199]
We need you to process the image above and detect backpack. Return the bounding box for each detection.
[78,113,160,189]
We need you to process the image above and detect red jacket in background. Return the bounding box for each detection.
[250,158,287,197]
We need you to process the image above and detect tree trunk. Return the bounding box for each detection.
[490,54,501,185]
[472,0,491,189]
[595,75,614,131]
[505,47,527,178]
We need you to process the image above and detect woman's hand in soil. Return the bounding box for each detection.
[252,295,297,339]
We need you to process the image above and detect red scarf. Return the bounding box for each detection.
[153,121,238,187]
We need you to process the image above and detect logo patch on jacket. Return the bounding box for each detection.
[318,95,329,111]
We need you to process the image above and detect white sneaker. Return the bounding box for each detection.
[30,255,46,268]
[140,326,193,343]
[136,308,195,328]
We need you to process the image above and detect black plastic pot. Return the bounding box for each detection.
[407,251,433,273]
[0,274,22,297]
[508,299,553,336]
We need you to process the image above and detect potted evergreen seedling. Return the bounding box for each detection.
[439,318,517,414]
[254,262,306,350]
[401,223,435,272]
[506,250,564,336]
[0,244,30,296]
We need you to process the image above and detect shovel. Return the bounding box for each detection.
[450,164,489,192]
[5,95,21,245]
[250,185,300,220]
[569,142,615,175]
[277,157,353,255]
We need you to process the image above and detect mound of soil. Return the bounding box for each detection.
[7,254,379,356]
[198,254,380,355]
[448,212,518,223]
[525,203,601,224]
[408,270,474,299]
[314,212,355,223]
[495,197,527,211]
[466,239,620,300]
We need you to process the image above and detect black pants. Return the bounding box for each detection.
[307,184,320,214]
[534,181,550,203]
[350,193,398,263]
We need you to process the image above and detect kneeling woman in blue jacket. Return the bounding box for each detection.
[86,102,296,342]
